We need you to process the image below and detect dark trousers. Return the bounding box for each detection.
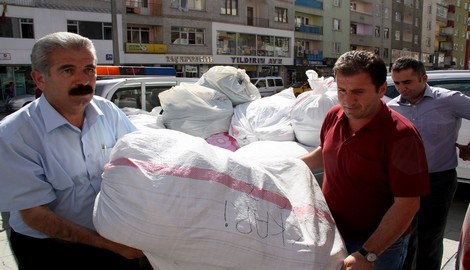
[402,168,458,270]
[10,229,141,270]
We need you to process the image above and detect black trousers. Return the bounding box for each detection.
[10,229,141,270]
[402,168,458,270]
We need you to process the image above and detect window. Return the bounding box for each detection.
[350,2,357,11]
[414,17,419,27]
[395,30,401,41]
[333,0,341,7]
[415,0,421,9]
[375,26,380,38]
[333,42,341,54]
[427,21,432,30]
[395,12,401,22]
[426,37,431,47]
[384,27,389,39]
[19,19,34,38]
[274,7,288,23]
[67,20,112,40]
[216,31,290,57]
[374,4,381,16]
[171,27,205,45]
[384,7,390,18]
[220,0,237,15]
[414,34,418,44]
[127,27,150,43]
[171,0,205,11]
[333,18,341,31]
[0,17,34,38]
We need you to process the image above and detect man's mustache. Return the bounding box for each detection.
[69,84,93,96]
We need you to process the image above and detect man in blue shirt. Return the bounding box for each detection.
[0,32,142,269]
[388,57,470,270]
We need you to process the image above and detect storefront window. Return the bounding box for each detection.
[216,31,237,54]
[216,31,290,57]
[238,33,256,55]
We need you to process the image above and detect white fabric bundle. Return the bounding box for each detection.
[229,88,296,147]
[235,140,314,160]
[291,70,338,147]
[93,129,346,270]
[159,83,233,138]
[196,66,261,105]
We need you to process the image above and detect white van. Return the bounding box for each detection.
[95,76,199,112]
[250,76,285,97]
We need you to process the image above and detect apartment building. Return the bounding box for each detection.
[1,0,469,99]
[0,0,296,97]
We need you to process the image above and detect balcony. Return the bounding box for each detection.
[296,24,323,35]
[247,16,269,28]
[295,0,323,9]
[439,41,453,51]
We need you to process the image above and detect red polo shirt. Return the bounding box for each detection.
[320,101,430,240]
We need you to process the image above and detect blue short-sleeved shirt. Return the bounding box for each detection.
[0,95,136,238]
[387,85,470,173]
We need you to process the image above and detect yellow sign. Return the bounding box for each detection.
[125,43,168,54]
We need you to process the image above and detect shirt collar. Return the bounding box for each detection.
[38,96,104,133]
[398,84,433,105]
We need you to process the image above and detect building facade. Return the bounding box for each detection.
[0,0,469,100]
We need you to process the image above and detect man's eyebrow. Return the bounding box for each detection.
[56,64,75,71]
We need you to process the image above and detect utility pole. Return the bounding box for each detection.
[111,0,120,65]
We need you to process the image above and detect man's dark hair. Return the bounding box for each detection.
[391,57,426,78]
[333,50,387,90]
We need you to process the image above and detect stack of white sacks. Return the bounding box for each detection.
[93,66,347,270]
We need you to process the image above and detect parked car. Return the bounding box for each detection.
[95,76,199,112]
[250,76,285,97]
[290,82,312,96]
[385,70,470,183]
[5,94,35,111]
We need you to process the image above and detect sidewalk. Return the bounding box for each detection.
[0,212,17,270]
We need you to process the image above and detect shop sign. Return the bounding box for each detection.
[125,43,168,54]
[230,57,283,65]
[0,53,11,60]
[166,56,213,63]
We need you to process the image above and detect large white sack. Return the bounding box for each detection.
[229,88,296,147]
[291,71,338,147]
[235,140,314,160]
[196,66,261,105]
[93,129,346,270]
[159,83,233,138]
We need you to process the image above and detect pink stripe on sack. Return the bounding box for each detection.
[105,157,334,224]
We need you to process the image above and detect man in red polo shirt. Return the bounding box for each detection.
[301,50,430,270]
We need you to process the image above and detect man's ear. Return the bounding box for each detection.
[31,70,46,91]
